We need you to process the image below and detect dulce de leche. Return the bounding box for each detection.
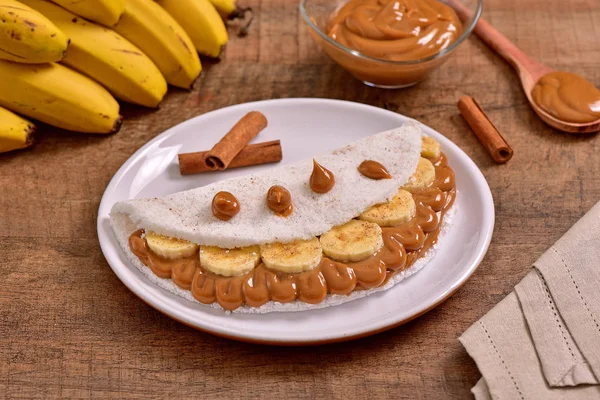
[327,0,463,61]
[212,191,240,221]
[532,72,600,124]
[310,159,335,193]
[358,160,392,179]
[267,185,293,216]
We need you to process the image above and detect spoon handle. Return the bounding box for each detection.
[451,1,552,85]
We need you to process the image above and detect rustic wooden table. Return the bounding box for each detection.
[1,0,599,398]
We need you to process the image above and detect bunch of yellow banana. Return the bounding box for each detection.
[20,0,167,108]
[157,0,228,58]
[0,0,69,63]
[113,0,201,89]
[49,0,125,26]
[0,0,239,153]
[0,106,35,153]
[0,60,122,134]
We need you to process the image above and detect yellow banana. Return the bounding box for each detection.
[113,0,201,89]
[421,137,441,159]
[405,158,436,190]
[146,232,198,259]
[0,0,69,63]
[320,220,383,263]
[359,189,416,227]
[200,245,261,277]
[0,60,122,134]
[0,106,35,153]
[157,0,228,58]
[208,0,236,17]
[260,238,322,274]
[48,0,125,26]
[21,0,167,108]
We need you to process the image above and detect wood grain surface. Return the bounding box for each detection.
[1,0,599,398]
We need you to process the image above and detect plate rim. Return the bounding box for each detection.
[97,98,495,345]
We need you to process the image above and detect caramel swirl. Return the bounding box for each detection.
[327,0,463,61]
[358,160,391,179]
[310,159,335,193]
[129,153,456,311]
[267,185,293,216]
[212,191,240,221]
[532,71,600,123]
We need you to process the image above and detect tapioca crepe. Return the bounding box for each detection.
[109,120,460,313]
[110,122,422,248]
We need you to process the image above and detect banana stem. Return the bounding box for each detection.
[229,7,254,37]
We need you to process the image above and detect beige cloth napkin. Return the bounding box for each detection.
[472,378,491,400]
[516,270,598,386]
[460,201,600,398]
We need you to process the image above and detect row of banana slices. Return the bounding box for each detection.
[144,137,442,277]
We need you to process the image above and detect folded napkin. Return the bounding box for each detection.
[460,201,600,399]
[472,378,491,400]
[516,270,597,386]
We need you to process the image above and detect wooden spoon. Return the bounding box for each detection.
[451,2,600,134]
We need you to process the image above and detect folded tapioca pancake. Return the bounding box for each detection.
[109,121,457,313]
[111,122,422,248]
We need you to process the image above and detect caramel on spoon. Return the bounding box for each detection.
[450,0,600,133]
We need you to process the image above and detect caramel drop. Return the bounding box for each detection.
[310,159,335,193]
[266,185,293,216]
[358,160,392,180]
[212,191,240,221]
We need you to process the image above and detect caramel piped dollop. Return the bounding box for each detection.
[212,191,240,221]
[267,185,293,216]
[358,160,391,180]
[310,159,335,193]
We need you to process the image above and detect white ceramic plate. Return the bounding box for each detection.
[98,98,494,345]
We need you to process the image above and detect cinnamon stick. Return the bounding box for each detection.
[457,96,514,164]
[204,111,268,170]
[179,140,282,175]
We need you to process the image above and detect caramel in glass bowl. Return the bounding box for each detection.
[299,0,482,88]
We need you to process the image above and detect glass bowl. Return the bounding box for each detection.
[299,0,483,88]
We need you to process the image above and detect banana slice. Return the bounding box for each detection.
[359,189,416,226]
[146,231,198,259]
[200,245,261,277]
[260,238,322,274]
[421,137,441,159]
[320,220,383,263]
[405,158,436,190]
